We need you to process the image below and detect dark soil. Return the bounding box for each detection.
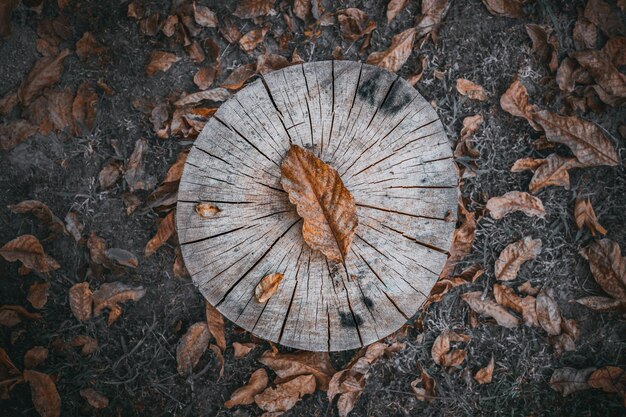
[1,0,625,416]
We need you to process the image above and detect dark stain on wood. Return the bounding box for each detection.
[357,74,380,106]
[362,296,374,308]
[380,81,412,114]
[340,311,363,328]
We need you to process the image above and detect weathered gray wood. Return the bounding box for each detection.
[177,61,458,352]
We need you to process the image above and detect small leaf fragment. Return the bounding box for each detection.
[69,282,93,322]
[80,388,109,409]
[195,203,220,217]
[474,355,495,384]
[24,346,48,369]
[205,302,226,352]
[456,79,488,101]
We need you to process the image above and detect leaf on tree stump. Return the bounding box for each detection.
[280,144,358,262]
[0,235,60,273]
[474,355,495,384]
[225,368,269,408]
[23,370,61,417]
[176,322,209,375]
[205,302,226,352]
[486,191,545,219]
[550,367,595,396]
[195,203,220,217]
[366,27,416,73]
[495,237,542,281]
[461,291,520,328]
[254,273,284,303]
[69,282,93,322]
[254,374,316,413]
[575,198,607,236]
[579,239,626,302]
[258,349,336,391]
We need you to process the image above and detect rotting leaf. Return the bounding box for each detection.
[281,144,358,262]
[233,0,276,19]
[254,374,316,413]
[366,27,416,73]
[474,355,495,384]
[79,388,109,409]
[176,322,209,375]
[195,203,220,217]
[225,368,269,408]
[536,289,562,336]
[579,239,626,302]
[481,0,525,18]
[145,210,175,257]
[258,349,336,391]
[575,198,607,236]
[461,291,520,328]
[23,370,61,417]
[495,236,542,281]
[254,273,284,303]
[27,282,50,309]
[18,49,71,106]
[486,191,545,220]
[456,79,488,101]
[146,51,180,76]
[8,200,66,236]
[431,330,470,367]
[173,246,189,278]
[92,281,146,318]
[528,154,580,193]
[550,367,595,396]
[69,282,92,322]
[410,364,436,402]
[205,302,226,352]
[0,235,60,273]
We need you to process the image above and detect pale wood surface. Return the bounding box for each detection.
[176,61,458,352]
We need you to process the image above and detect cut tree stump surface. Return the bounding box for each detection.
[176,61,458,352]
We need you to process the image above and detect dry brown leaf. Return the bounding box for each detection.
[461,291,520,328]
[64,211,83,242]
[8,200,66,236]
[161,14,178,37]
[588,367,626,393]
[193,2,217,27]
[176,322,209,375]
[572,50,626,101]
[220,64,257,90]
[27,282,50,309]
[104,248,139,268]
[556,57,582,93]
[511,157,545,172]
[386,0,409,24]
[225,368,269,408]
[584,0,625,37]
[193,66,216,90]
[500,77,540,130]
[456,79,488,101]
[481,0,525,18]
[550,367,595,396]
[174,88,231,107]
[254,374,316,413]
[337,8,376,42]
[536,289,562,336]
[98,159,124,189]
[0,235,60,273]
[146,51,180,76]
[493,283,538,327]
[580,239,626,302]
[210,344,225,378]
[233,0,275,19]
[24,370,61,417]
[254,273,284,303]
[195,203,220,217]
[124,138,155,192]
[528,154,580,193]
[406,55,428,86]
[518,280,540,296]
[431,330,470,367]
[603,37,626,67]
[495,236,542,281]
[138,13,160,37]
[411,364,436,402]
[574,295,624,312]
[293,0,311,21]
[72,82,98,135]
[75,32,106,62]
[172,246,189,278]
[486,191,545,220]
[163,149,189,183]
[525,24,558,73]
[239,27,268,54]
[24,346,48,369]
[79,388,109,409]
[575,198,607,236]
[145,211,175,257]
[18,49,71,106]
[366,27,416,73]
[256,53,291,75]
[0,119,37,151]
[439,202,476,279]
[71,335,98,356]
[474,355,495,384]
[415,0,451,42]
[259,349,336,391]
[233,342,256,359]
[205,302,226,352]
[573,16,597,50]
[69,282,93,322]
[460,114,483,140]
[532,111,619,167]
[281,144,358,262]
[92,281,146,317]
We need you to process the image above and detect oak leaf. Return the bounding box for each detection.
[79,388,109,409]
[486,191,545,220]
[225,368,269,408]
[495,237,542,281]
[579,239,626,302]
[550,367,595,396]
[8,200,66,236]
[69,282,93,322]
[474,355,495,384]
[456,79,487,101]
[461,291,520,328]
[23,370,61,417]
[176,322,209,375]
[205,302,226,352]
[281,144,358,262]
[536,289,562,336]
[366,27,416,73]
[0,235,60,273]
[254,374,316,413]
[18,49,71,105]
[481,0,525,18]
[24,346,48,369]
[259,349,336,391]
[146,51,180,76]
[254,273,284,303]
[528,154,580,193]
[575,198,607,236]
[145,210,175,257]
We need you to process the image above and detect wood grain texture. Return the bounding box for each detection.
[176,61,458,351]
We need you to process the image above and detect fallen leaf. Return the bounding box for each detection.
[104,248,139,268]
[575,198,607,236]
[603,36,626,67]
[0,346,20,375]
[461,291,520,328]
[193,2,217,27]
[79,388,109,409]
[281,144,358,262]
[225,368,269,408]
[220,64,257,90]
[75,32,106,62]
[24,346,48,369]
[0,119,37,151]
[486,191,545,219]
[205,302,226,352]
[414,0,451,42]
[573,16,597,50]
[98,159,124,189]
[584,0,625,37]
[474,355,495,384]
[293,0,311,21]
[511,157,545,172]
[193,66,216,90]
[173,88,231,107]
[176,322,209,375]
[588,366,626,393]
[8,200,66,235]
[572,50,626,103]
[146,51,180,76]
[386,0,409,24]
[71,335,97,356]
[366,27,416,72]
[556,57,584,93]
[573,296,624,312]
[24,370,61,417]
[499,77,540,129]
[493,283,538,327]
[92,282,146,317]
[233,0,275,19]
[124,138,155,192]
[536,289,562,336]
[18,49,71,106]
[431,330,470,367]
[336,8,376,42]
[233,342,256,358]
[258,349,336,391]
[195,203,220,217]
[64,211,83,242]
[239,27,268,54]
[406,55,428,86]
[138,12,160,36]
[254,273,284,303]
[210,344,225,378]
[528,154,580,193]
[439,201,476,279]
[27,282,50,309]
[145,211,175,257]
[68,282,92,322]
[580,239,626,302]
[460,114,483,140]
[72,82,98,135]
[254,374,316,413]
[495,237,542,281]
[219,19,242,43]
[550,367,595,396]
[256,53,291,75]
[456,79,488,101]
[0,235,60,273]
[525,24,558,73]
[481,0,525,18]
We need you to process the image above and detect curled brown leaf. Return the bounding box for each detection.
[254,273,284,303]
[225,368,269,408]
[0,235,60,273]
[486,191,545,220]
[69,282,93,322]
[495,237,542,281]
[366,27,416,73]
[461,291,520,328]
[574,198,607,236]
[176,322,209,375]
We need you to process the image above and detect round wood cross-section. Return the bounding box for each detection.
[176,61,458,352]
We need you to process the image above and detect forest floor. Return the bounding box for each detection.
[1,0,625,416]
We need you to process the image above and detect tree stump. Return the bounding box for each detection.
[176,61,458,352]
